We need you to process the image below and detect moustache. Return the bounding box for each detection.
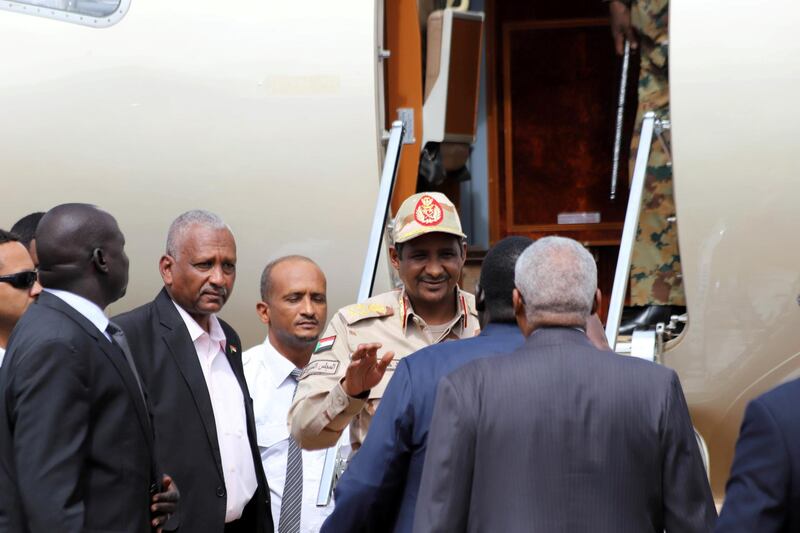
[419,276,450,284]
[201,286,228,298]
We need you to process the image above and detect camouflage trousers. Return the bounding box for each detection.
[627,0,685,306]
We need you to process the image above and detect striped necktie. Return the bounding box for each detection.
[279,368,303,533]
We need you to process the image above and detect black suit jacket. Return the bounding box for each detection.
[414,327,717,533]
[715,377,800,532]
[0,291,156,533]
[114,288,271,533]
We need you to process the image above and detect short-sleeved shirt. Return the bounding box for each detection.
[288,287,480,451]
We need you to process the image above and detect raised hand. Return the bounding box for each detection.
[342,343,395,397]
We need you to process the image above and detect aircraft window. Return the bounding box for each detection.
[1,0,130,27]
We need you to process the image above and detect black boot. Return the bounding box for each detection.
[618,305,686,336]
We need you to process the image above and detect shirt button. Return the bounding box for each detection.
[217,486,226,497]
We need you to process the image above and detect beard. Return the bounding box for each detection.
[273,326,319,349]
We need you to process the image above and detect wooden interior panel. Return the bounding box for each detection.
[503,18,629,233]
[486,0,639,320]
[486,0,503,243]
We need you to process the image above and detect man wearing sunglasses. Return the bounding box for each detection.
[0,229,41,367]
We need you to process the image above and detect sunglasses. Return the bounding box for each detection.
[0,271,38,290]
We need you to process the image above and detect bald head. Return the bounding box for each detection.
[36,203,129,308]
[260,255,319,301]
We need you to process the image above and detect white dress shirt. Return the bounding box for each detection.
[172,301,258,523]
[0,346,5,368]
[45,288,110,340]
[243,338,337,533]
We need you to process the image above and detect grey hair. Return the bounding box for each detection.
[165,210,230,257]
[260,255,318,301]
[514,236,597,323]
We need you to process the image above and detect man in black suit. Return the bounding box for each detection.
[414,236,716,533]
[0,203,177,533]
[715,377,800,532]
[115,210,271,533]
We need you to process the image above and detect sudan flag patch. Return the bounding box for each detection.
[313,335,336,354]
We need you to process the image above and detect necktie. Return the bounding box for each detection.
[106,322,147,409]
[279,368,303,533]
[106,323,159,493]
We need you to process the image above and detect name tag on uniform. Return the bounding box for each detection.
[300,360,339,378]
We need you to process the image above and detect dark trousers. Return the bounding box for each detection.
[223,495,259,533]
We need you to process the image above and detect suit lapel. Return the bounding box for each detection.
[223,340,255,443]
[223,341,247,397]
[38,293,154,451]
[97,337,155,449]
[154,291,224,478]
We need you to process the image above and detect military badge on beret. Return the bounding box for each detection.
[414,194,444,226]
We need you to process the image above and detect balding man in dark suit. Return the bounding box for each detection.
[0,204,177,533]
[414,236,716,533]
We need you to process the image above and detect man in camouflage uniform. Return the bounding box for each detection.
[610,0,685,321]
[288,192,480,451]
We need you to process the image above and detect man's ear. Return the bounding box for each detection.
[91,248,109,273]
[513,288,529,334]
[475,283,485,312]
[255,301,270,326]
[389,246,401,271]
[159,255,174,286]
[591,288,601,315]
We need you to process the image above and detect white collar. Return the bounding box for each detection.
[45,288,109,336]
[257,336,298,390]
[171,299,226,346]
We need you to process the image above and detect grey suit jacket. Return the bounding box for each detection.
[413,327,716,533]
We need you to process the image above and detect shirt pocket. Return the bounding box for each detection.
[257,422,290,485]
[256,421,289,449]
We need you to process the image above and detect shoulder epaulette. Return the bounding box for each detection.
[340,302,395,325]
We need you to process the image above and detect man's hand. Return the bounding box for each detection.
[151,474,179,531]
[609,0,638,55]
[342,343,395,397]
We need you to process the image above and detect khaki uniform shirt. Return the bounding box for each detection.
[288,287,480,451]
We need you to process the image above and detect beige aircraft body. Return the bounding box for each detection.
[669,0,800,496]
[0,0,392,347]
[1,0,798,503]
